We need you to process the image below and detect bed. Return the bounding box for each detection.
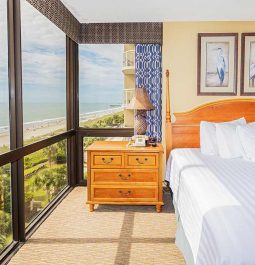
[164,70,255,265]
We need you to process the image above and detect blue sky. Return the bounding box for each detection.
[20,0,67,103]
[79,44,123,104]
[0,0,8,104]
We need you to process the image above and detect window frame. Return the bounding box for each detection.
[0,1,77,263]
[77,44,134,185]
[21,0,68,146]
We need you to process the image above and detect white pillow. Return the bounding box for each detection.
[200,121,218,155]
[200,117,246,156]
[216,123,244,159]
[237,124,255,161]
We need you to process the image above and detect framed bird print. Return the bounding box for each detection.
[241,33,255,95]
[197,33,238,96]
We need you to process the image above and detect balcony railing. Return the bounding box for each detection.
[122,50,135,73]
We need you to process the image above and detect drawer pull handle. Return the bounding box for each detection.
[119,190,131,197]
[118,174,131,181]
[135,157,148,164]
[102,157,114,164]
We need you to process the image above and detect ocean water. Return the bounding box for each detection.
[0,102,121,127]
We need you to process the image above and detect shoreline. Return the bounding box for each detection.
[0,107,123,146]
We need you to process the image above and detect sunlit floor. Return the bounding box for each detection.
[9,187,185,265]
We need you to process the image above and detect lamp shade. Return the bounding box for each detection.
[126,87,155,110]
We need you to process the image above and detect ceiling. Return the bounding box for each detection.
[61,0,255,23]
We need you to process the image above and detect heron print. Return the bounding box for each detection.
[249,41,255,87]
[206,42,229,87]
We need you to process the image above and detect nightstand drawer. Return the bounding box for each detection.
[91,152,123,168]
[91,169,158,185]
[125,153,158,168]
[92,187,158,202]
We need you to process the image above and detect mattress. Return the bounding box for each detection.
[166,148,255,265]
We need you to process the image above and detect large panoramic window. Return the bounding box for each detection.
[0,164,12,252]
[79,44,135,129]
[21,0,66,146]
[24,140,68,226]
[0,0,9,154]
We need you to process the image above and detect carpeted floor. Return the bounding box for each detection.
[9,187,185,265]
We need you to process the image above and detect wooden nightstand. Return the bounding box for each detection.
[86,141,164,212]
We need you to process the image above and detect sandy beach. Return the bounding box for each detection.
[0,107,123,148]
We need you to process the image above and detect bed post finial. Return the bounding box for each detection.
[166,69,172,160]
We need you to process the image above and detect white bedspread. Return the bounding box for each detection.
[166,148,255,265]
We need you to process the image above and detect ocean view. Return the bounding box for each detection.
[0,102,121,128]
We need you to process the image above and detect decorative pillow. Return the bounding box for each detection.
[216,123,244,159]
[237,124,255,162]
[200,117,246,156]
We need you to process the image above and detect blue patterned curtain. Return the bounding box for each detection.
[135,44,162,142]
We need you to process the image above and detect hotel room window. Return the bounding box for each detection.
[0,0,10,154]
[21,0,66,146]
[79,44,135,129]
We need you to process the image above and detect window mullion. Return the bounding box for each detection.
[8,0,25,242]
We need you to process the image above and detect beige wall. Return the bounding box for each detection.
[124,44,135,52]
[161,21,255,171]
[124,74,135,88]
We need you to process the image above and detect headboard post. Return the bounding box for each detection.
[165,70,172,160]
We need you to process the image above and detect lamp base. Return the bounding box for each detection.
[134,110,147,135]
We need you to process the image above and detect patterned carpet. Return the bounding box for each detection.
[9,187,185,265]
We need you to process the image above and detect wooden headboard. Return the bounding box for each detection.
[165,70,255,159]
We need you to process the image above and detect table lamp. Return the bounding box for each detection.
[126,87,155,135]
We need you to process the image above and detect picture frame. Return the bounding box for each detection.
[197,33,238,96]
[241,33,255,96]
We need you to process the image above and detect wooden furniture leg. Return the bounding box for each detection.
[156,204,162,213]
[89,204,94,212]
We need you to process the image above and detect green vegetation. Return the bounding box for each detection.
[0,164,12,251]
[24,140,68,225]
[0,145,9,155]
[80,111,124,128]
